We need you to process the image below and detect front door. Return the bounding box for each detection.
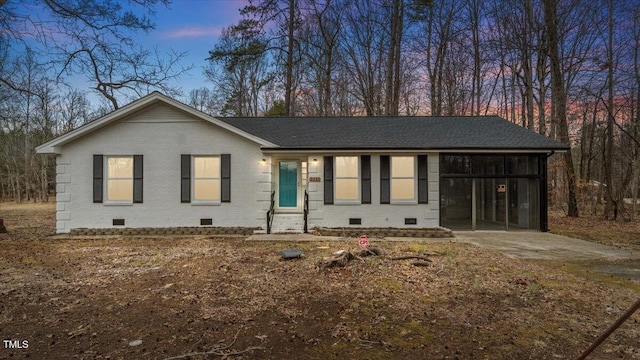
[279,161,298,208]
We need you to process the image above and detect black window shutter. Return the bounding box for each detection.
[221,154,231,203]
[181,155,190,203]
[418,155,428,204]
[93,155,103,203]
[361,155,371,204]
[380,155,390,204]
[133,155,143,203]
[324,156,333,205]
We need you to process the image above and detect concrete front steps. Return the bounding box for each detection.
[270,213,305,233]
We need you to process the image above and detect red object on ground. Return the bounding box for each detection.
[358,235,369,249]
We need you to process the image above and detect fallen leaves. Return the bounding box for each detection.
[0,203,639,359]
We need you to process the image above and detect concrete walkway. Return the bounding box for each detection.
[247,232,640,261]
[246,233,344,241]
[453,231,640,260]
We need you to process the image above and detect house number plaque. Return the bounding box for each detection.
[309,176,321,182]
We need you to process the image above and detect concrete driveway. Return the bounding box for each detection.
[248,231,640,261]
[452,231,640,260]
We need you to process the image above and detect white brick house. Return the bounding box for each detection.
[37,92,568,234]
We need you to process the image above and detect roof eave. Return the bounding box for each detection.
[260,146,569,153]
[35,144,62,155]
[35,92,277,154]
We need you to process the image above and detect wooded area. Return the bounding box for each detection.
[1,0,640,220]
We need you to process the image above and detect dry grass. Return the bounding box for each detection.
[0,202,639,359]
[549,211,640,251]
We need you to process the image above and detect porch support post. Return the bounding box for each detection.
[471,179,477,230]
[539,155,549,232]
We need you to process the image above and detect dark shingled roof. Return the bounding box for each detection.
[219,116,568,150]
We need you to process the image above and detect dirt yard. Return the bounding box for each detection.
[1,203,639,359]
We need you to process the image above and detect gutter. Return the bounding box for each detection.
[261,148,567,154]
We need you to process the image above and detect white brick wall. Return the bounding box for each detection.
[305,154,440,229]
[55,103,265,233]
[255,156,273,226]
[54,102,443,233]
[55,158,72,232]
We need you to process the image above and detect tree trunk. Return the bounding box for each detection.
[543,0,579,217]
[392,0,403,116]
[385,0,399,115]
[284,0,295,116]
[523,0,535,129]
[537,51,547,135]
[603,0,617,219]
[469,0,481,116]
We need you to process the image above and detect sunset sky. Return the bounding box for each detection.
[126,0,245,93]
[16,0,246,97]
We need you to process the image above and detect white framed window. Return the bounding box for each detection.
[335,156,359,203]
[193,156,221,203]
[391,156,416,203]
[106,156,133,203]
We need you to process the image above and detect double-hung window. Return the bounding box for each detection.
[391,156,416,203]
[106,156,133,203]
[94,155,142,204]
[193,156,221,203]
[334,156,359,203]
[181,154,229,204]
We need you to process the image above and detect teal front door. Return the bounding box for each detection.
[279,161,298,207]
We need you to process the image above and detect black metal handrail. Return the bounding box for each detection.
[303,190,309,233]
[266,191,275,234]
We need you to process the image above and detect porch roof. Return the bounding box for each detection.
[219,116,568,151]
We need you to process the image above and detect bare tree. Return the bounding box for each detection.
[186,88,220,116]
[0,0,189,109]
[543,0,579,216]
[206,26,273,116]
[339,0,387,116]
[384,0,405,115]
[297,0,342,116]
[58,90,93,133]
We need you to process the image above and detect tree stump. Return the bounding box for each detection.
[317,250,354,270]
[0,219,7,233]
[358,247,384,257]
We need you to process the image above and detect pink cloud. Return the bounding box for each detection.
[164,26,223,39]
